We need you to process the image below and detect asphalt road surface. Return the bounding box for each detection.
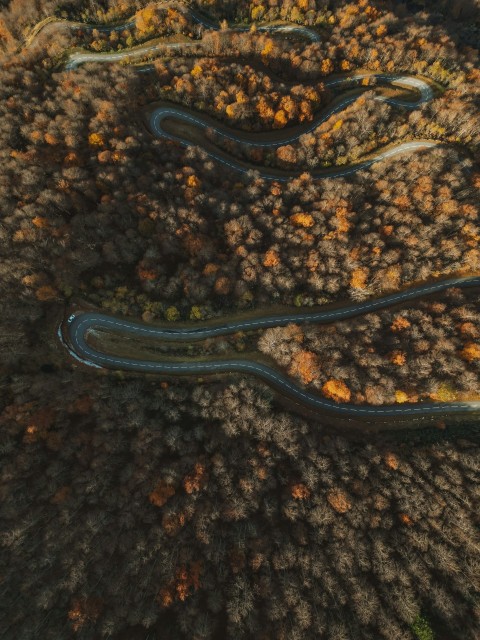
[57,5,479,418]
[147,72,437,180]
[64,5,319,69]
[65,276,480,417]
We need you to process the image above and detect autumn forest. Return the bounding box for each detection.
[0,0,479,638]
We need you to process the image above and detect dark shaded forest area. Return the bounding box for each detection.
[0,0,479,639]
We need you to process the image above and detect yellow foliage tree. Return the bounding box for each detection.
[273,109,288,128]
[186,174,201,189]
[322,379,351,403]
[88,132,104,146]
[431,384,457,402]
[460,342,480,362]
[236,91,248,104]
[136,6,158,36]
[321,58,334,74]
[251,5,265,21]
[190,306,203,320]
[350,267,368,289]
[290,213,315,228]
[225,103,237,118]
[165,306,180,321]
[261,39,274,57]
[302,88,317,103]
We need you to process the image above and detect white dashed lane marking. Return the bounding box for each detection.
[65,7,320,69]
[67,277,480,417]
[147,73,437,181]
[60,11,479,417]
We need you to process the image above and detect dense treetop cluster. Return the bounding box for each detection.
[0,0,479,638]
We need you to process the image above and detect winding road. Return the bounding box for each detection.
[53,4,442,181]
[65,276,480,417]
[52,5,479,419]
[57,5,441,182]
[59,5,319,69]
[147,73,438,180]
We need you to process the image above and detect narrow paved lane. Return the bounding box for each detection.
[57,5,441,181]
[53,5,479,419]
[64,5,319,69]
[64,276,480,417]
[147,72,437,180]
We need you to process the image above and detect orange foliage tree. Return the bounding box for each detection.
[384,453,399,470]
[276,145,297,164]
[289,350,319,385]
[263,249,280,267]
[290,212,315,228]
[460,342,480,362]
[389,350,406,366]
[327,489,352,513]
[157,563,202,608]
[35,285,57,301]
[291,483,311,500]
[391,315,411,332]
[68,598,103,632]
[322,379,351,403]
[149,480,175,507]
[183,462,207,494]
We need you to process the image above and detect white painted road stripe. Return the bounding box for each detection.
[65,277,480,416]
[58,8,480,418]
[64,6,320,69]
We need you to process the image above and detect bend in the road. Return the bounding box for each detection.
[64,276,480,418]
[146,72,439,180]
[33,3,319,69]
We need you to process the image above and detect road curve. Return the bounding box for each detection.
[60,4,319,69]
[64,276,480,417]
[56,4,442,181]
[54,6,477,418]
[30,4,320,44]
[146,72,438,180]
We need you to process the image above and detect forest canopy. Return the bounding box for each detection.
[0,0,479,639]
